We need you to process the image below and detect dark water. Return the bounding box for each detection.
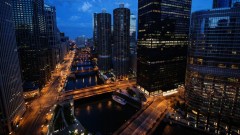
[66,60,102,91]
[74,93,138,134]
[65,75,98,91]
[153,122,202,135]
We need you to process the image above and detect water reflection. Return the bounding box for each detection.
[97,103,102,110]
[65,75,99,91]
[107,100,112,108]
[74,95,138,134]
[86,105,91,114]
[116,105,122,111]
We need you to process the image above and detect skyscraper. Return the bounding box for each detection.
[185,4,240,134]
[93,13,98,53]
[130,13,137,54]
[97,10,112,72]
[129,13,137,75]
[59,32,69,61]
[12,0,51,89]
[75,36,86,48]
[45,5,60,71]
[0,0,26,134]
[213,0,240,8]
[137,0,192,96]
[113,4,130,79]
[213,0,232,8]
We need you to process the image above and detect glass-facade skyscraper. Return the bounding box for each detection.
[213,0,240,8]
[12,0,51,89]
[97,10,112,72]
[185,4,240,134]
[113,4,130,79]
[0,0,26,134]
[137,0,192,95]
[213,0,232,8]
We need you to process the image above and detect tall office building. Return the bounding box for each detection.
[59,32,69,61]
[12,0,51,89]
[75,36,86,48]
[213,0,232,8]
[137,0,192,95]
[130,13,137,75]
[185,4,240,134]
[45,5,60,71]
[113,4,130,79]
[0,1,26,134]
[130,13,137,54]
[213,0,240,8]
[97,10,112,72]
[93,13,98,52]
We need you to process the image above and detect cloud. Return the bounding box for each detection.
[79,2,92,12]
[69,15,80,21]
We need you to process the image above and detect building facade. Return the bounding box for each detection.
[137,0,192,95]
[97,10,112,72]
[213,0,232,8]
[59,32,69,62]
[93,13,98,53]
[113,4,130,79]
[45,5,60,71]
[213,0,240,8]
[185,5,240,134]
[130,13,137,54]
[75,36,86,48]
[0,0,26,134]
[12,0,51,89]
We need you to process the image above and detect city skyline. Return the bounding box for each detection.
[45,0,213,39]
[1,0,239,134]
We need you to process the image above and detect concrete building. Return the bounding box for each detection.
[113,4,130,79]
[75,36,86,48]
[59,32,69,62]
[93,13,98,53]
[97,10,112,72]
[130,13,137,54]
[44,4,61,71]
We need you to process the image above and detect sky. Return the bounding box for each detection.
[44,0,213,39]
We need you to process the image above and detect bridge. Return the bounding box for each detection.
[61,80,136,101]
[113,98,169,135]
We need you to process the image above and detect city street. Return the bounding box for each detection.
[15,50,137,135]
[116,97,170,135]
[15,51,75,135]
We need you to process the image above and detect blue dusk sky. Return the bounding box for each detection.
[44,0,213,39]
